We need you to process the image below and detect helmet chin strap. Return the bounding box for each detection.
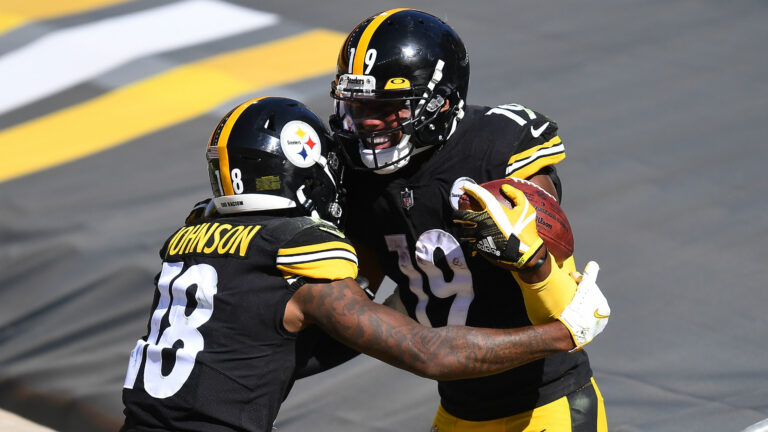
[356,60,449,175]
[295,184,321,219]
[359,100,464,175]
[386,144,436,173]
[359,137,436,175]
[445,99,465,141]
[359,134,412,174]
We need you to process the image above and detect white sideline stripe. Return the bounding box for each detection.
[0,0,279,115]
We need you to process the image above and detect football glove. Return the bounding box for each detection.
[453,182,544,269]
[557,261,610,351]
[184,198,217,225]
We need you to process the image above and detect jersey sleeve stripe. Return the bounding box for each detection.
[277,240,355,256]
[505,136,565,178]
[276,249,358,266]
[277,256,358,280]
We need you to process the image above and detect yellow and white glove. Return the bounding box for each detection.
[453,182,544,269]
[557,261,611,351]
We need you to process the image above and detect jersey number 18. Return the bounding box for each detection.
[124,262,218,398]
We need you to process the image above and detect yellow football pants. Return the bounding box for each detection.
[431,377,607,432]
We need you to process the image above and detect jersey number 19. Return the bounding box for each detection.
[386,230,474,327]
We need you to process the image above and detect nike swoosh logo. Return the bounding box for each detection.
[530,122,549,138]
[594,310,610,319]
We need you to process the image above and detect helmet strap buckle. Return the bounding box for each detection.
[425,95,444,113]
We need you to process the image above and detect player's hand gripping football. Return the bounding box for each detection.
[559,261,611,351]
[453,182,544,269]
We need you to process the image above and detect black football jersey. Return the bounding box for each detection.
[122,215,357,432]
[345,103,590,420]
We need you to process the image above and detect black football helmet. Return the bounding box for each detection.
[330,9,470,174]
[206,97,344,224]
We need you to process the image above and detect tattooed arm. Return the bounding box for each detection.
[285,277,574,381]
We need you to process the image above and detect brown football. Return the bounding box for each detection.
[458,177,574,263]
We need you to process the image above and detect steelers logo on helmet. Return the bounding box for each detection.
[280,120,323,168]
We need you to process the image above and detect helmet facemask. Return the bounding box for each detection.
[295,150,345,224]
[331,60,462,174]
[329,9,470,175]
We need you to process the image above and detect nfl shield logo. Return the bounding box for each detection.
[401,187,414,210]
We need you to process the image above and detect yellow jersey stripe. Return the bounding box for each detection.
[278,241,356,257]
[351,8,410,74]
[277,259,358,281]
[0,0,130,35]
[505,136,565,179]
[507,135,562,166]
[0,29,344,183]
[276,249,358,266]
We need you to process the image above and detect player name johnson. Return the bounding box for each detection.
[165,222,260,258]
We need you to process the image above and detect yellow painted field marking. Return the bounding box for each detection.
[0,0,131,34]
[0,29,344,182]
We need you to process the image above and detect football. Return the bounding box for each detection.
[458,177,574,263]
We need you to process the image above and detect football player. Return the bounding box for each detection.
[330,9,610,431]
[121,97,609,431]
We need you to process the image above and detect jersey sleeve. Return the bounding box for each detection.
[275,222,358,281]
[501,107,566,180]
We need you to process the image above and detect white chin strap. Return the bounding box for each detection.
[359,134,413,174]
[360,135,433,175]
[360,135,438,175]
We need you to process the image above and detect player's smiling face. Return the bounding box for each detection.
[342,99,411,150]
